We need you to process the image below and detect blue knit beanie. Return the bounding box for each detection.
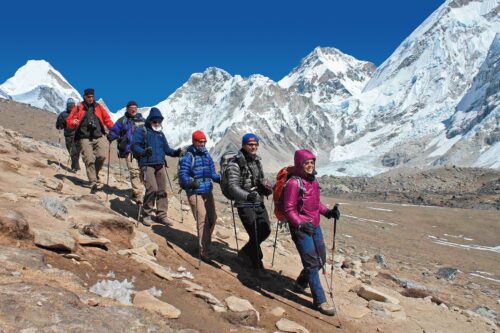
[242,133,259,145]
[66,98,75,106]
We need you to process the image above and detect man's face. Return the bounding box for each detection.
[194,139,207,149]
[127,105,138,116]
[67,103,75,111]
[84,94,95,104]
[242,140,259,155]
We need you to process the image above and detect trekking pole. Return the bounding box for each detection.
[136,166,147,227]
[57,130,62,171]
[195,194,201,268]
[118,156,122,182]
[253,204,260,271]
[165,166,174,192]
[312,232,341,325]
[270,200,279,267]
[330,205,339,300]
[180,192,184,224]
[106,141,111,201]
[231,200,239,252]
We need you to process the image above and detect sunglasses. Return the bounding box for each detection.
[196,140,207,144]
[246,143,259,147]
[303,160,315,166]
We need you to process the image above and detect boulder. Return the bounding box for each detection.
[130,254,173,281]
[225,296,259,324]
[40,196,68,220]
[133,290,181,319]
[436,267,459,281]
[0,209,32,239]
[193,290,226,312]
[33,229,75,252]
[269,306,286,317]
[275,318,310,333]
[182,280,204,292]
[75,234,111,247]
[352,284,400,305]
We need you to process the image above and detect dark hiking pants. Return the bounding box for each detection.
[237,204,271,269]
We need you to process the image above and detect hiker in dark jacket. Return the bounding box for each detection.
[179,130,221,260]
[283,149,340,316]
[107,100,145,203]
[55,98,81,171]
[132,107,181,226]
[225,133,273,277]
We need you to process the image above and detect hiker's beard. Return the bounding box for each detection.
[152,124,162,132]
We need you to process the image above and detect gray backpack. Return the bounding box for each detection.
[219,151,245,200]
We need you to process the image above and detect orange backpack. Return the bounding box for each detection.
[273,166,304,222]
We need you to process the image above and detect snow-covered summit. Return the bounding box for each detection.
[0,60,81,114]
[279,47,375,105]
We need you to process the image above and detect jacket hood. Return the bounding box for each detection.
[146,107,164,124]
[294,149,316,178]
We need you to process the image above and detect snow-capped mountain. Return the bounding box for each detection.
[0,60,81,114]
[318,0,500,175]
[149,67,335,171]
[279,47,375,105]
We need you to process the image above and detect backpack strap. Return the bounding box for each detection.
[289,176,305,213]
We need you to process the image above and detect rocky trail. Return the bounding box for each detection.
[0,103,498,332]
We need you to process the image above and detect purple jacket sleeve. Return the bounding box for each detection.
[319,202,328,216]
[283,178,303,228]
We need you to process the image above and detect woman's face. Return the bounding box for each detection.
[303,159,315,174]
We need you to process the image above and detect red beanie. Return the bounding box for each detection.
[192,130,207,143]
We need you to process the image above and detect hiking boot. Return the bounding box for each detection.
[317,302,336,316]
[155,216,173,226]
[90,182,99,194]
[142,216,153,227]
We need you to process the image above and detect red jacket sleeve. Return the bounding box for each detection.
[97,105,114,129]
[66,105,79,129]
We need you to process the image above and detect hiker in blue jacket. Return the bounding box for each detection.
[107,101,145,203]
[179,130,220,260]
[132,107,181,226]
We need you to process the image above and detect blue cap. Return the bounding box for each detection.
[242,133,259,145]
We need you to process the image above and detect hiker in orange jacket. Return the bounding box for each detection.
[67,88,114,191]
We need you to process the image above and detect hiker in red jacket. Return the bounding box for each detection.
[67,88,114,191]
[283,149,340,316]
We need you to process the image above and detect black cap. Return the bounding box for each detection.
[84,88,94,96]
[126,100,138,108]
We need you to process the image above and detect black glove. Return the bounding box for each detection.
[247,191,259,203]
[325,204,340,219]
[188,180,200,189]
[258,179,273,197]
[144,146,153,157]
[106,133,114,142]
[298,222,315,236]
[175,148,182,157]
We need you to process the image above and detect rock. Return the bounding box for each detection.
[473,306,497,323]
[0,192,18,202]
[237,232,249,242]
[333,254,345,268]
[63,253,84,261]
[269,306,286,317]
[33,229,75,252]
[389,274,430,291]
[364,270,379,278]
[34,177,63,192]
[275,318,310,333]
[224,310,259,327]
[0,246,46,270]
[131,231,156,249]
[225,296,259,323]
[193,290,225,311]
[40,196,68,220]
[215,228,232,240]
[352,284,400,304]
[182,280,204,292]
[374,254,387,266]
[133,290,181,319]
[130,254,173,281]
[360,255,371,263]
[369,301,406,320]
[0,209,32,239]
[436,267,459,281]
[75,234,111,247]
[343,304,371,319]
[181,204,191,212]
[0,283,173,332]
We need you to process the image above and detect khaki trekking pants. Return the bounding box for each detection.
[121,154,142,200]
[78,137,107,183]
[188,192,217,257]
[143,165,168,219]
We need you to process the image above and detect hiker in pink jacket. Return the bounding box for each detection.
[283,149,339,316]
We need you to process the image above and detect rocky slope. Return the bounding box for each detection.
[0,104,498,332]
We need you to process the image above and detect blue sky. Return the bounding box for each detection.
[0,0,444,112]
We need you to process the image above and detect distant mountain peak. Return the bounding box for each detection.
[0,59,81,114]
